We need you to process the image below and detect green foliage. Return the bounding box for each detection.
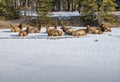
[6,8,21,20]
[37,0,55,24]
[0,0,7,14]
[0,0,21,20]
[81,0,116,24]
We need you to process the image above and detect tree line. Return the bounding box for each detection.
[0,0,119,25]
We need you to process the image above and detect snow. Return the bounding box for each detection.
[112,11,120,16]
[20,10,120,18]
[20,10,80,17]
[0,27,120,82]
[52,11,80,17]
[20,10,38,16]
[20,10,80,20]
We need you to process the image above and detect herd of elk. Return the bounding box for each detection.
[9,23,111,37]
[10,23,42,37]
[60,23,111,36]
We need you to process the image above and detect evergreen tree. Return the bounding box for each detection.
[55,0,63,11]
[36,0,55,24]
[0,0,7,14]
[6,0,21,19]
[81,0,116,25]
[0,0,20,20]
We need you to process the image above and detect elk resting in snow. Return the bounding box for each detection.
[61,25,75,35]
[86,25,103,34]
[46,25,64,36]
[19,27,30,37]
[27,24,42,33]
[10,23,23,32]
[99,23,111,32]
[72,29,87,36]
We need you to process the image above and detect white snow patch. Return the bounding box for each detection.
[0,27,120,82]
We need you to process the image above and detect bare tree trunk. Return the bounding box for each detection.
[67,0,70,11]
[72,0,73,11]
[56,0,61,11]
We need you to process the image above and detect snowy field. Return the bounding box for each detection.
[0,27,120,82]
[20,10,80,17]
[20,10,120,17]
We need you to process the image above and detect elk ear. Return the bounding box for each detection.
[54,25,57,29]
[39,24,42,26]
[27,27,30,29]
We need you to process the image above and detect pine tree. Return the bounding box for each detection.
[97,0,116,24]
[36,0,55,24]
[0,0,7,14]
[0,0,20,20]
[81,0,116,25]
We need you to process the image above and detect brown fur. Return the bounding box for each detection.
[10,23,23,32]
[72,29,87,36]
[61,25,75,35]
[93,28,103,34]
[77,29,87,33]
[87,25,103,34]
[27,24,42,33]
[46,25,64,36]
[86,25,94,34]
[100,23,111,32]
[19,27,29,37]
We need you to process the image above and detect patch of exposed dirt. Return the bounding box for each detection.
[0,18,32,29]
[0,20,19,29]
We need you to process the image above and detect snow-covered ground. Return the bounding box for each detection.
[0,27,120,82]
[20,10,80,17]
[20,10,120,17]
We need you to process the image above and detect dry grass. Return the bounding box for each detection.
[0,20,19,29]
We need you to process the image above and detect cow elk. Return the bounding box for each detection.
[10,23,23,32]
[46,25,64,36]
